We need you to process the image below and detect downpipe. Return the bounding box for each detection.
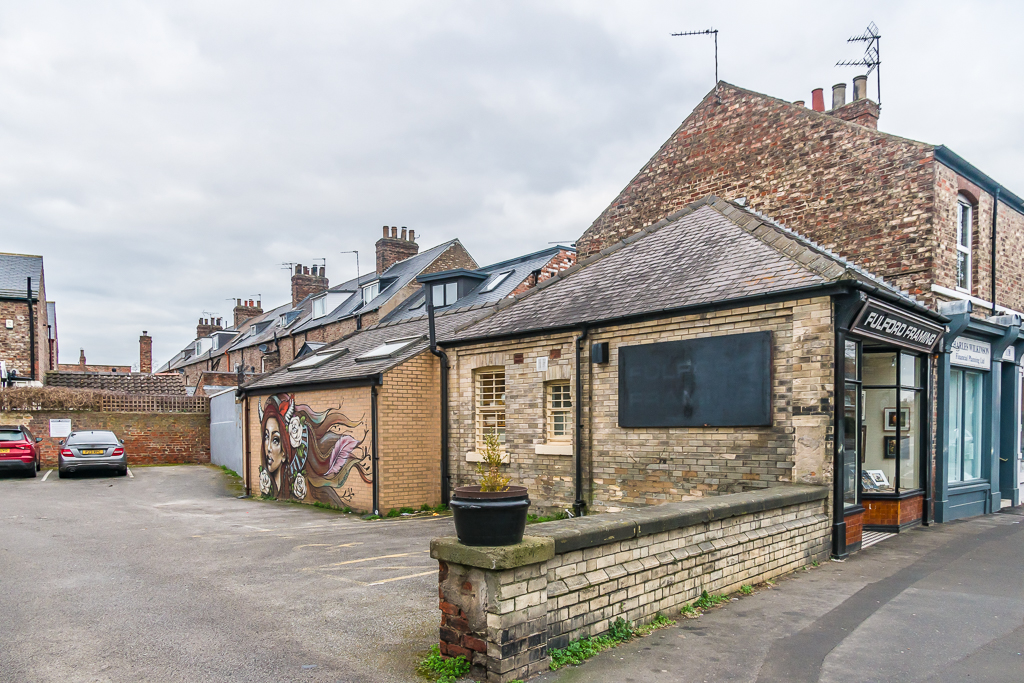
[573,326,589,517]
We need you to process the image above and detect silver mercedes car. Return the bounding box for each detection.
[58,430,128,478]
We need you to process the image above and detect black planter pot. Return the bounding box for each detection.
[450,485,530,546]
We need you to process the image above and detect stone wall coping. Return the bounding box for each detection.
[431,486,829,569]
[431,535,555,570]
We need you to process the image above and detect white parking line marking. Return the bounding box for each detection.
[367,570,436,585]
[126,467,134,479]
[41,469,52,482]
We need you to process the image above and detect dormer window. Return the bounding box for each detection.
[432,282,458,307]
[956,195,973,293]
[313,296,327,319]
[362,282,379,306]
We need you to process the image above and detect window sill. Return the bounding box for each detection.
[465,451,510,464]
[534,443,572,456]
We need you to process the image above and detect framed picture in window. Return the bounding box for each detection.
[865,469,890,488]
[883,436,898,459]
[883,407,909,431]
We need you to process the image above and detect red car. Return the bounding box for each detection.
[0,425,42,477]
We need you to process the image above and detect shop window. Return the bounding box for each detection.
[546,382,572,442]
[475,368,506,450]
[842,340,861,507]
[861,351,924,494]
[956,195,973,293]
[948,368,984,483]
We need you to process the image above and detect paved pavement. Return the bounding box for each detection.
[0,465,454,682]
[540,509,1024,683]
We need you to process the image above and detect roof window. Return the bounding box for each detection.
[287,348,348,371]
[482,270,513,293]
[362,282,380,307]
[356,336,423,362]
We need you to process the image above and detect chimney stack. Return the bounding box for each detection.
[290,262,329,306]
[375,225,420,274]
[196,316,223,339]
[233,298,264,328]
[79,348,86,368]
[139,331,152,374]
[853,75,868,101]
[811,88,825,112]
[831,82,847,110]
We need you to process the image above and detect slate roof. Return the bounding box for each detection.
[291,239,469,334]
[453,196,927,342]
[381,246,574,323]
[243,306,494,392]
[0,253,43,298]
[47,302,57,340]
[46,371,187,394]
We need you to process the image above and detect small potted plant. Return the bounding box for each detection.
[450,433,530,546]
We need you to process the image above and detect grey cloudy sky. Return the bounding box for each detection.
[3,1,1022,369]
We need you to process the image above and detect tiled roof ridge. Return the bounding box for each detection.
[0,251,43,259]
[709,198,917,302]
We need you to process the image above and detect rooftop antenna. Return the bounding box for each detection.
[671,28,719,99]
[837,22,881,106]
[281,262,297,276]
[339,250,360,285]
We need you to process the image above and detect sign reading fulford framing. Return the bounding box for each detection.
[850,299,944,353]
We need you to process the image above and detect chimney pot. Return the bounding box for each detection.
[303,266,309,275]
[295,264,301,275]
[853,74,868,101]
[811,88,825,112]
[793,100,805,107]
[409,229,415,242]
[832,82,847,110]
[391,226,398,238]
[236,298,241,306]
[401,227,407,240]
[319,266,325,277]
[383,225,389,238]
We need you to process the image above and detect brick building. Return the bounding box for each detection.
[237,246,577,513]
[0,253,53,384]
[57,348,132,374]
[442,197,948,557]
[572,80,1024,528]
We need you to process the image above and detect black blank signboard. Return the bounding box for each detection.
[618,331,772,428]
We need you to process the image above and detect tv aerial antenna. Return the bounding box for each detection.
[671,28,719,97]
[837,22,881,106]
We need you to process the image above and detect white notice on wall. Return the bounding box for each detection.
[950,337,991,370]
[49,418,71,438]
[1002,346,1015,363]
[536,357,549,372]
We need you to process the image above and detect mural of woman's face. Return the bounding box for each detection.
[264,417,285,472]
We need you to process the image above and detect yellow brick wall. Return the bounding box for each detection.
[378,351,442,510]
[446,297,835,512]
[245,386,374,512]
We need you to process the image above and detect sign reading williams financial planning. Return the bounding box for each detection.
[950,337,991,370]
[850,299,944,353]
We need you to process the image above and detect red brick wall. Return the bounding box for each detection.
[575,83,938,302]
[863,493,923,528]
[845,508,864,547]
[508,249,576,297]
[2,410,209,467]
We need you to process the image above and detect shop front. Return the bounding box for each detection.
[834,296,945,557]
[934,302,1021,521]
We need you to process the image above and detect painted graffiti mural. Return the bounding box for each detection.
[258,393,370,507]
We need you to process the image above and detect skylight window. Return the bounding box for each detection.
[482,271,513,293]
[356,336,423,362]
[287,348,347,371]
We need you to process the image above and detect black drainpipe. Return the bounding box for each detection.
[371,381,380,515]
[573,325,589,517]
[27,277,36,381]
[991,187,1000,314]
[425,287,451,505]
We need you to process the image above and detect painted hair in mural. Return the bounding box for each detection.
[258,393,370,507]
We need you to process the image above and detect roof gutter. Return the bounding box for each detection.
[237,374,382,398]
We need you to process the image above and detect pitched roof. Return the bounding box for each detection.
[453,196,926,342]
[45,371,187,394]
[381,245,574,323]
[0,253,43,298]
[243,305,493,392]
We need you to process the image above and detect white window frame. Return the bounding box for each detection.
[475,368,506,451]
[546,381,572,442]
[362,282,379,306]
[432,282,459,307]
[312,296,327,319]
[482,271,513,293]
[956,195,973,293]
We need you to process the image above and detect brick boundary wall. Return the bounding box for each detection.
[1,410,210,467]
[431,485,830,682]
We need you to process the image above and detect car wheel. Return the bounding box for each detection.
[36,460,41,471]
[58,469,68,479]
[118,467,128,477]
[27,467,36,478]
